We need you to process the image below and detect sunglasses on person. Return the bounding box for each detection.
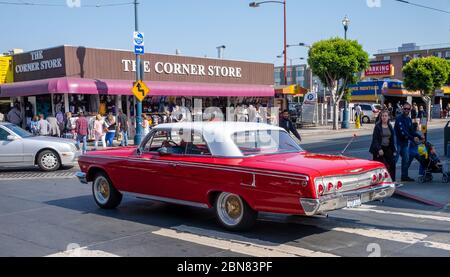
[403,108,411,111]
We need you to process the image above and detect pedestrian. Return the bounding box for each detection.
[63,112,74,139]
[30,115,40,135]
[387,103,394,121]
[117,109,129,147]
[37,114,50,136]
[411,103,418,123]
[104,113,116,147]
[354,104,362,126]
[6,102,23,126]
[56,111,65,137]
[279,110,302,142]
[93,114,106,150]
[394,102,420,182]
[47,116,60,137]
[370,110,397,181]
[142,114,150,137]
[75,111,89,154]
[407,123,425,177]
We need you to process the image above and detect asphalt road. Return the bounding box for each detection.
[0,126,449,257]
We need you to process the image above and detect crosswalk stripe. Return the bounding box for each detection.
[47,248,119,257]
[292,217,450,252]
[153,225,338,257]
[346,205,450,223]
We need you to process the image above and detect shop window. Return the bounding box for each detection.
[445,51,450,59]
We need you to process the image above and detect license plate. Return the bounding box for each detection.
[346,196,362,208]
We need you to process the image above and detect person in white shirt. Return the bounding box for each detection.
[37,114,50,136]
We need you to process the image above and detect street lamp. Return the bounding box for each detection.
[249,0,287,85]
[342,15,350,40]
[216,45,226,59]
[287,43,313,92]
[341,15,350,129]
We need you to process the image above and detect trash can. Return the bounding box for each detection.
[445,121,450,156]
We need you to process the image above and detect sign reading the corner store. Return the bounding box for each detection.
[15,50,63,73]
[121,60,243,79]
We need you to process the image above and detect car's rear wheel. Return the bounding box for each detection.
[92,172,122,209]
[37,150,60,172]
[214,192,257,231]
[362,116,370,124]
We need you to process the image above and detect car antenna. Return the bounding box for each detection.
[341,134,357,156]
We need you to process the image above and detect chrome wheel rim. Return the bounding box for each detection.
[217,193,244,227]
[93,177,110,205]
[41,153,58,170]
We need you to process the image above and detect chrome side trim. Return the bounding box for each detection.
[91,155,310,181]
[121,191,209,209]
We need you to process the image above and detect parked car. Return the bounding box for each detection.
[0,122,79,171]
[76,122,395,231]
[358,103,382,124]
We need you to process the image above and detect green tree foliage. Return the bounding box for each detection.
[308,38,369,129]
[403,56,449,95]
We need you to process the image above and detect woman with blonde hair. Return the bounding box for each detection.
[142,114,150,137]
[93,114,106,150]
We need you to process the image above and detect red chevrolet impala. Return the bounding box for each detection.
[76,122,395,231]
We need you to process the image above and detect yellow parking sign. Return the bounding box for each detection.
[132,80,150,102]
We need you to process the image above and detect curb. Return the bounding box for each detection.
[393,189,447,208]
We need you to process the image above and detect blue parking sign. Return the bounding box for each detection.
[134,45,145,55]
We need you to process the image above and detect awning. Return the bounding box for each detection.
[274,84,307,96]
[0,77,275,98]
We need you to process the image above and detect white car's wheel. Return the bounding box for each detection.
[37,150,60,172]
[362,116,370,124]
[214,192,257,231]
[92,172,122,209]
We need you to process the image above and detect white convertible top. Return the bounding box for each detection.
[152,122,286,157]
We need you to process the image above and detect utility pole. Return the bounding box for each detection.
[133,0,143,145]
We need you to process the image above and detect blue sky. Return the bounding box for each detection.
[1,0,450,65]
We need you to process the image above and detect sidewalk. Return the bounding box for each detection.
[299,118,449,138]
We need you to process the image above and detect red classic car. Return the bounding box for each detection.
[76,122,395,231]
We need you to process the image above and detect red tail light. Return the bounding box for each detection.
[318,184,324,196]
[327,182,334,191]
[372,174,377,183]
[337,181,343,190]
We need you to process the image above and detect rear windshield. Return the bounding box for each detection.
[232,130,302,156]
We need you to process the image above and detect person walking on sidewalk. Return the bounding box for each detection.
[75,111,89,155]
[394,102,420,182]
[279,110,302,142]
[370,110,397,182]
[37,114,50,136]
[104,113,116,147]
[117,109,129,147]
[93,114,106,150]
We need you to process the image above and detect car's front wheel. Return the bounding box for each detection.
[92,172,122,209]
[37,150,61,171]
[214,192,257,231]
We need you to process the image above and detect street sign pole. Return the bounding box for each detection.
[134,0,143,146]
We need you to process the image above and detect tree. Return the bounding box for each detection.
[446,60,450,86]
[403,56,450,121]
[308,38,369,130]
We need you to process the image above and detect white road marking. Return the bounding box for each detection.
[152,225,338,257]
[347,205,450,223]
[47,248,119,257]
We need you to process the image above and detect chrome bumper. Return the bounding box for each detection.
[60,151,80,165]
[300,183,396,216]
[76,172,88,184]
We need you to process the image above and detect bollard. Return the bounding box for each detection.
[355,115,361,129]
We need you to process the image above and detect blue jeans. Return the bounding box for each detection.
[396,144,410,179]
[76,135,87,154]
[120,131,128,146]
[408,153,425,176]
[105,131,115,147]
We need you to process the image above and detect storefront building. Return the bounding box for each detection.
[0,46,275,133]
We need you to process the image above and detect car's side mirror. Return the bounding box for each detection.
[6,135,17,141]
[157,147,171,156]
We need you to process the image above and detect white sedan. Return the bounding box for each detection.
[0,122,80,171]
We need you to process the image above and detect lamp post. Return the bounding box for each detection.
[287,43,313,92]
[133,0,144,145]
[249,1,287,85]
[216,45,226,59]
[341,15,350,129]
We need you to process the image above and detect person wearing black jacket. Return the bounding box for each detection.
[279,110,302,141]
[370,110,397,181]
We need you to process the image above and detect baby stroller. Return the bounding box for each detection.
[417,141,450,183]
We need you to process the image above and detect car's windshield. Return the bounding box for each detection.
[5,124,34,138]
[232,130,303,156]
